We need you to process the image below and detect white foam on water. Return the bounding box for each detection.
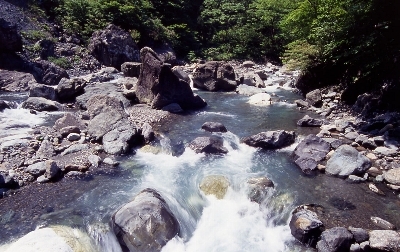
[196,111,236,118]
[162,189,293,252]
[0,108,46,139]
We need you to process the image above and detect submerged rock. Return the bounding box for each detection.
[199,175,230,199]
[243,130,295,149]
[325,145,371,177]
[111,188,180,252]
[189,136,228,155]
[247,176,274,203]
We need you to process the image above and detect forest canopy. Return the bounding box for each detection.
[31,0,400,109]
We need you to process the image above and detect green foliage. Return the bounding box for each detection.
[48,56,72,69]
[21,30,48,42]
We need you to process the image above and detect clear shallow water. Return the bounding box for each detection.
[1,89,400,251]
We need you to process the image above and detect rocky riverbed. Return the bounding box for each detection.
[1,19,400,252]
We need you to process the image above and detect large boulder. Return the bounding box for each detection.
[248,93,272,106]
[57,78,87,101]
[76,81,131,110]
[189,136,228,155]
[316,227,353,252]
[289,206,325,247]
[0,173,17,189]
[242,130,295,149]
[4,226,97,252]
[293,134,330,174]
[201,122,227,133]
[86,95,138,154]
[31,60,69,86]
[0,70,37,92]
[325,145,372,177]
[383,168,400,186]
[306,89,323,107]
[199,175,230,199]
[29,83,57,101]
[0,101,10,111]
[136,47,206,110]
[297,115,324,127]
[0,18,22,52]
[111,188,180,252]
[121,62,141,77]
[369,230,400,252]
[22,97,61,111]
[192,61,237,91]
[242,72,265,88]
[88,24,139,70]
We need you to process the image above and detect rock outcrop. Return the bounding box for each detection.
[57,78,87,101]
[111,188,180,252]
[316,227,353,252]
[0,70,37,92]
[31,60,69,86]
[243,130,295,149]
[88,24,140,70]
[136,47,206,110]
[0,18,22,52]
[192,61,237,91]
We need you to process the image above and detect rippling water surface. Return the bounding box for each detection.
[1,89,399,251]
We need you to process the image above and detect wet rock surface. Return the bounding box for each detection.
[243,130,295,149]
[111,188,180,252]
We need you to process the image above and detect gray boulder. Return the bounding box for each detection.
[236,84,266,96]
[293,134,330,174]
[201,122,227,133]
[316,227,353,252]
[189,136,228,155]
[349,227,369,243]
[45,160,61,180]
[289,206,324,247]
[141,123,155,144]
[29,84,57,101]
[297,115,323,127]
[36,139,55,158]
[61,144,89,156]
[369,230,400,252]
[57,78,87,101]
[306,89,323,107]
[384,168,400,186]
[76,81,131,110]
[0,173,17,188]
[242,72,265,88]
[22,97,61,111]
[325,145,372,177]
[0,70,37,92]
[86,95,138,154]
[0,18,22,52]
[242,130,295,149]
[111,188,180,252]
[54,113,86,132]
[121,62,141,77]
[136,47,206,110]
[88,24,139,70]
[31,60,69,86]
[172,66,190,83]
[192,61,237,91]
[25,161,46,177]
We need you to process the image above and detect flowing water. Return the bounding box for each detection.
[1,87,400,251]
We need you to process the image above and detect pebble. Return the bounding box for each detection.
[67,133,80,141]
